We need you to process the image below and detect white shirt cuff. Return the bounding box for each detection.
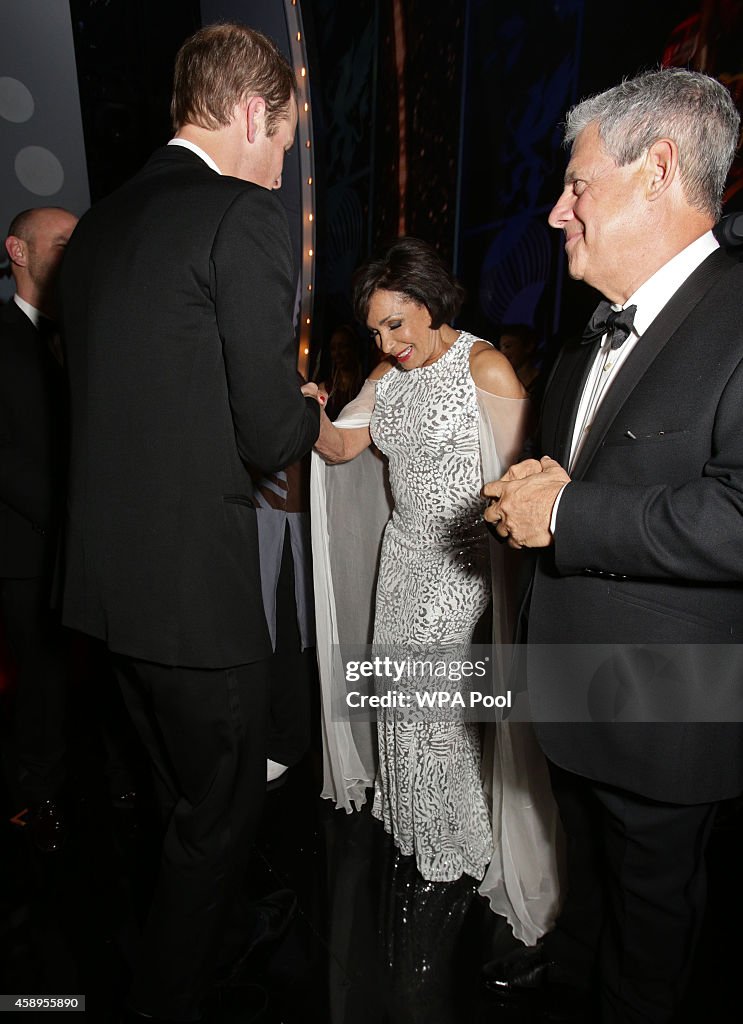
[550,482,570,534]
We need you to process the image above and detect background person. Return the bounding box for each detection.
[497,322,542,396]
[0,207,77,853]
[313,322,365,420]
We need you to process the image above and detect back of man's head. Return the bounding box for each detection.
[171,21,296,137]
[7,208,39,246]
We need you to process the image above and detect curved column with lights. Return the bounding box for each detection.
[284,0,316,379]
[200,1,316,377]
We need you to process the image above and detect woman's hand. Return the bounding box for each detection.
[301,381,329,408]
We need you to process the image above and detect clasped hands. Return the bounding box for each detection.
[482,456,571,549]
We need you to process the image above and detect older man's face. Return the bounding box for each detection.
[548,123,647,302]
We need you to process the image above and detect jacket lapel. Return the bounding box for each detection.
[570,248,733,479]
[540,339,597,466]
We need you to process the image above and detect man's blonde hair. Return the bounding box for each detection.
[171,22,296,136]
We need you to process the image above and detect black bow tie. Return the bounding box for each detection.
[582,300,637,350]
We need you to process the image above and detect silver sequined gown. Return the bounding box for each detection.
[369,331,493,882]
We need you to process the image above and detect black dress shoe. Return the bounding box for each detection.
[216,889,298,985]
[483,941,593,1018]
[28,799,68,853]
[483,941,556,993]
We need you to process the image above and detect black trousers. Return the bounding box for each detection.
[0,574,68,804]
[112,654,270,1021]
[266,527,313,767]
[544,762,717,1023]
[71,635,144,799]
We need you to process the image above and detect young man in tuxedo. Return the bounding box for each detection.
[59,23,320,1023]
[1,206,78,852]
[482,68,743,1022]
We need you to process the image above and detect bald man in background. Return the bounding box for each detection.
[0,206,77,852]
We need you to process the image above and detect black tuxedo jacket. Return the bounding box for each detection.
[527,248,743,803]
[0,299,66,578]
[59,145,320,668]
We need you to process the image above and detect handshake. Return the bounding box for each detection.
[482,456,570,549]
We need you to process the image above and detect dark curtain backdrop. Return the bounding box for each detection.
[303,0,465,375]
[69,0,201,204]
[458,0,743,370]
[301,0,378,376]
[67,0,743,376]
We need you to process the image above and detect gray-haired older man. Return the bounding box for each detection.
[483,68,743,1023]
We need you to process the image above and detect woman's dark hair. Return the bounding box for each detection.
[352,237,465,330]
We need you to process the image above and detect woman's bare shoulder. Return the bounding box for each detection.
[468,341,526,398]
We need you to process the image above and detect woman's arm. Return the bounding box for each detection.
[313,358,394,465]
[314,415,372,464]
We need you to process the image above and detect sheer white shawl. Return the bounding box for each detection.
[310,377,563,945]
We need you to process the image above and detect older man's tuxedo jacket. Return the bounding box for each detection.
[59,145,320,669]
[527,248,743,804]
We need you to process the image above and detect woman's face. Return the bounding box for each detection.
[366,290,440,370]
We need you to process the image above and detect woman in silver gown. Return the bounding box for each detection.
[311,238,561,944]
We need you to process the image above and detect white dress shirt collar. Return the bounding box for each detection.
[622,230,719,332]
[552,229,722,529]
[13,294,43,328]
[167,138,222,175]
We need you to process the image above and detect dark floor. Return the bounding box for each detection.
[1,680,743,1024]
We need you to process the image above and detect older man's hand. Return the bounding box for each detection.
[483,456,571,549]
